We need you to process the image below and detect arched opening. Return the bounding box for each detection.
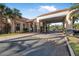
[15,23,20,32]
[49,22,63,33]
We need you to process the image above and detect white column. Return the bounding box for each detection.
[20,22,23,32]
[11,21,15,32]
[65,10,74,35]
[36,18,40,32]
[65,19,73,30]
[64,19,72,28]
[25,23,27,28]
[64,19,73,36]
[28,23,31,32]
[33,22,35,32]
[47,24,49,32]
[44,22,47,32]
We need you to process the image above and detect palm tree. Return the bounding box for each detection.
[0,4,12,33]
[0,4,6,33]
[12,8,22,19]
[4,8,22,33]
[0,4,22,33]
[0,4,6,15]
[0,4,6,22]
[4,7,13,33]
[70,4,79,10]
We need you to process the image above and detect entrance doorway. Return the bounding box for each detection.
[49,22,63,33]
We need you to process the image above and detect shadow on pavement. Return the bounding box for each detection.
[0,33,69,56]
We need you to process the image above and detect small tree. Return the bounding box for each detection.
[70,4,79,29]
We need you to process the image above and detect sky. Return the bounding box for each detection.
[5,3,72,19]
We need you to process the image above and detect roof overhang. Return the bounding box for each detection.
[37,9,70,23]
[40,16,66,23]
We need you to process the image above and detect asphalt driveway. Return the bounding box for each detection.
[0,33,69,56]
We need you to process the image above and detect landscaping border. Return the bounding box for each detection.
[65,37,75,56]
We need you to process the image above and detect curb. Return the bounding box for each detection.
[65,37,75,56]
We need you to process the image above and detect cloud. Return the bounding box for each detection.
[23,5,58,19]
[38,6,57,12]
[28,5,57,13]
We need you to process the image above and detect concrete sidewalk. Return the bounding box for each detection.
[0,33,37,41]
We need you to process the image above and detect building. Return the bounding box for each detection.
[32,9,79,33]
[0,17,31,33]
[0,8,79,34]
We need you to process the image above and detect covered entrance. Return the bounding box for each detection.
[39,16,65,33]
[35,9,79,35]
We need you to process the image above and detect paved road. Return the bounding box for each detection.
[0,33,69,56]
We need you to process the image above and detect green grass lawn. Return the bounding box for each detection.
[0,33,21,38]
[68,36,79,56]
